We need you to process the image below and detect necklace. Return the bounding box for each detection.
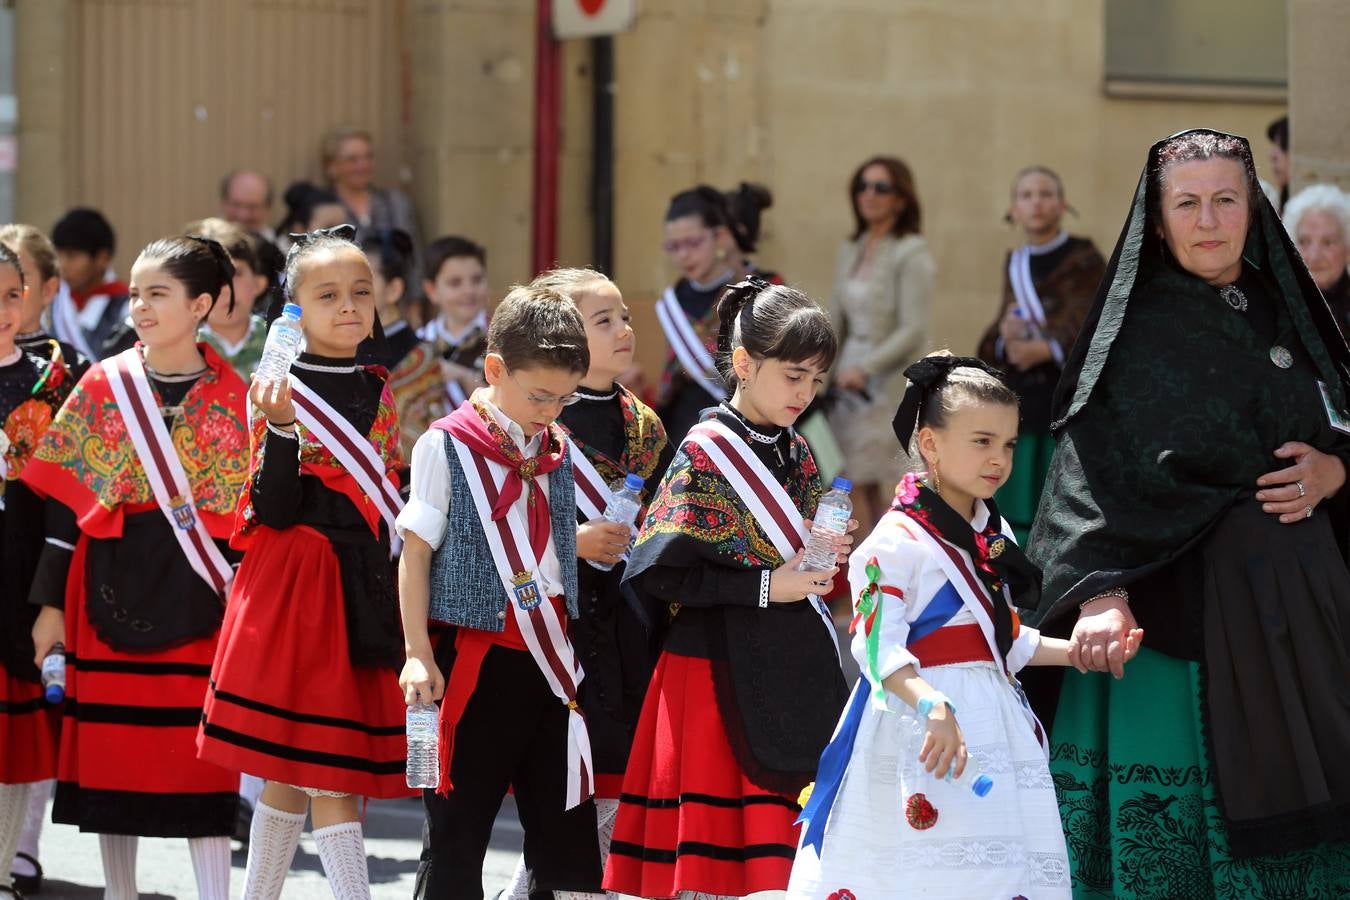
[145,366,207,383]
[576,385,619,402]
[719,402,782,444]
[294,358,358,374]
[14,329,45,344]
[1218,284,1248,312]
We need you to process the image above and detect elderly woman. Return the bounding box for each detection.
[320,127,421,266]
[827,156,935,530]
[1285,183,1350,328]
[1028,130,1350,898]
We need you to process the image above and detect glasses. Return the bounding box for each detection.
[507,369,581,408]
[662,231,713,254]
[854,180,896,196]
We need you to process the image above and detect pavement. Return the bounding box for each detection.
[34,795,523,898]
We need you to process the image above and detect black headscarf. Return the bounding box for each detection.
[1027,129,1350,629]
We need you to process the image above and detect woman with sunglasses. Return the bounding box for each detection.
[827,156,935,532]
[655,183,778,446]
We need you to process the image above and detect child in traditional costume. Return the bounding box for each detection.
[500,268,674,899]
[0,242,76,900]
[356,228,418,373]
[3,224,90,383]
[189,218,273,382]
[787,355,1142,900]
[23,236,249,900]
[397,284,604,898]
[196,226,408,900]
[604,278,853,898]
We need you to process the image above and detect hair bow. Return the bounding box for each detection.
[287,223,358,247]
[892,355,1004,453]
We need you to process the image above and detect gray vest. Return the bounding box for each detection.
[428,430,579,631]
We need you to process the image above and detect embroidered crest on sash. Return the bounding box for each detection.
[169,494,196,530]
[511,570,543,610]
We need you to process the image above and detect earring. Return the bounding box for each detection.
[927,462,942,494]
[716,248,729,262]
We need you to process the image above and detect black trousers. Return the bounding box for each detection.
[414,635,602,899]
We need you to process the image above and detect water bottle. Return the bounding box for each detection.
[254,303,304,384]
[41,643,66,704]
[406,702,440,790]
[589,473,646,572]
[799,477,853,572]
[946,755,995,798]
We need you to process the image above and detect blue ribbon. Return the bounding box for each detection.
[906,580,963,645]
[796,678,869,855]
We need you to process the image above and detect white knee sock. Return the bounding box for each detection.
[243,801,306,900]
[312,821,370,900]
[0,783,31,890]
[188,835,231,900]
[240,774,266,809]
[12,778,51,877]
[98,833,139,900]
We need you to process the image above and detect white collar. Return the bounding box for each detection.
[421,311,488,346]
[477,392,543,457]
[970,499,992,532]
[201,316,260,357]
[1025,230,1070,256]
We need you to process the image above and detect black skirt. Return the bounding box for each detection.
[1201,498,1350,857]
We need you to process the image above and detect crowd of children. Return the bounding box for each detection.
[0,191,1139,900]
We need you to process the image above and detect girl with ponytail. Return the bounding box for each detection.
[604,278,855,898]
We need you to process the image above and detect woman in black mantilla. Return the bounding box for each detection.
[1027,129,1350,898]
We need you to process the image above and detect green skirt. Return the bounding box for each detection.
[996,429,1056,543]
[1051,649,1350,899]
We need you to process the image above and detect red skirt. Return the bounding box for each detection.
[198,525,412,799]
[54,537,238,837]
[0,665,60,784]
[603,652,803,897]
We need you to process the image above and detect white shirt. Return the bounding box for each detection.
[394,395,567,597]
[416,311,488,346]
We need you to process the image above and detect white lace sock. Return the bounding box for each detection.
[243,801,306,900]
[188,835,231,900]
[313,821,370,900]
[98,833,139,900]
[13,778,51,877]
[506,797,619,900]
[0,783,31,890]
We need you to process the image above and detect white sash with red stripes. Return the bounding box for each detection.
[449,434,594,809]
[683,418,839,658]
[445,379,468,408]
[1008,244,1065,366]
[288,376,405,554]
[656,287,724,401]
[898,508,1050,755]
[104,349,233,597]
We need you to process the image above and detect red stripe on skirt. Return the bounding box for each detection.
[603,652,802,897]
[0,666,60,784]
[198,525,413,799]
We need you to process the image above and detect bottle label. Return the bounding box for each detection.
[817,505,850,533]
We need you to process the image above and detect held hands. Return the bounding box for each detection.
[770,551,837,603]
[438,360,481,395]
[1068,595,1145,678]
[31,607,65,667]
[1256,442,1347,524]
[250,376,296,429]
[834,367,868,393]
[399,652,445,706]
[1003,338,1053,371]
[918,702,968,780]
[577,520,631,566]
[999,309,1030,345]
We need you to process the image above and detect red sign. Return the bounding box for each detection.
[553,0,636,39]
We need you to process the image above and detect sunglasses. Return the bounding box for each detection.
[854,180,896,196]
[662,232,713,254]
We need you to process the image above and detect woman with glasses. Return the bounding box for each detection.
[827,156,935,532]
[655,183,777,446]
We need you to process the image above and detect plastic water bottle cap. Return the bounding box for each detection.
[623,473,645,491]
[44,685,64,704]
[971,774,994,797]
[831,476,853,492]
[282,303,302,320]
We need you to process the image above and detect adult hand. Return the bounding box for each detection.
[999,309,1029,344]
[834,367,868,393]
[1067,595,1139,678]
[577,520,631,566]
[250,376,296,428]
[1256,442,1347,524]
[439,360,481,395]
[31,607,65,667]
[400,652,445,705]
[770,551,837,602]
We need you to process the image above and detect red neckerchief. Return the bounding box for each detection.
[434,396,566,560]
[69,279,129,310]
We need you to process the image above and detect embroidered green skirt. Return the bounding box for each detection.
[995,429,1056,543]
[1051,648,1350,899]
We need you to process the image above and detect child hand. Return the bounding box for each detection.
[918,703,968,780]
[400,653,445,705]
[577,520,631,566]
[770,551,837,603]
[31,607,65,668]
[250,375,296,427]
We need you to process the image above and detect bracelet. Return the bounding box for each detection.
[269,418,296,428]
[1079,587,1129,610]
[916,692,955,719]
[266,420,299,440]
[758,570,771,608]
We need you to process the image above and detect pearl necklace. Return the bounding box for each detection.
[294,358,358,374]
[576,385,620,402]
[719,402,782,444]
